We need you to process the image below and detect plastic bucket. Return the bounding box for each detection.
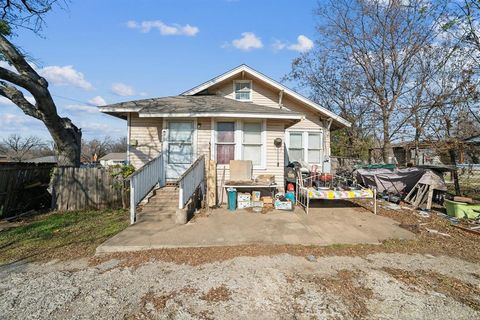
[285,191,295,203]
[227,188,237,211]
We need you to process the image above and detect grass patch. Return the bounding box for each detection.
[0,209,129,265]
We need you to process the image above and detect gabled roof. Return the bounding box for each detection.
[99,152,127,161]
[180,64,351,128]
[28,155,58,163]
[100,95,303,120]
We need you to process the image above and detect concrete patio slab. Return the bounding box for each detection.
[97,200,415,253]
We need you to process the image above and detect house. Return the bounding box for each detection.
[100,65,350,221]
[99,152,127,167]
[391,142,443,166]
[28,155,58,164]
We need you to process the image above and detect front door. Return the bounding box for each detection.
[166,121,194,180]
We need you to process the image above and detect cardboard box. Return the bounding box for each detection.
[274,199,293,210]
[255,174,275,184]
[261,196,273,204]
[237,201,251,209]
[252,191,261,202]
[251,201,264,208]
[237,193,251,202]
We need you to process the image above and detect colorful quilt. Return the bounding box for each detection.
[306,188,374,199]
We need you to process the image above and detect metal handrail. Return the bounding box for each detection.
[129,154,165,224]
[178,155,205,209]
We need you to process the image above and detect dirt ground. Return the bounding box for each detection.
[1,252,479,319]
[1,201,479,319]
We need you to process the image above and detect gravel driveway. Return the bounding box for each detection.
[1,252,479,319]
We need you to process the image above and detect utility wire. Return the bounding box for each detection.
[51,94,94,105]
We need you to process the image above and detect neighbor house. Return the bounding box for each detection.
[100,65,350,220]
[99,152,127,167]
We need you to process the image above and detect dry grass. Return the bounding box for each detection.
[200,285,232,303]
[382,268,480,311]
[312,270,373,319]
[140,291,174,311]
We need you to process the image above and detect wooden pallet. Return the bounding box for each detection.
[404,182,435,210]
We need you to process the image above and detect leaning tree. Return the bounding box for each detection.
[0,0,81,166]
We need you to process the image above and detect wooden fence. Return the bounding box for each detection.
[0,163,54,218]
[51,167,127,211]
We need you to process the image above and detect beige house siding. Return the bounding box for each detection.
[197,117,212,158]
[264,120,286,188]
[129,113,163,169]
[127,75,333,182]
[212,75,331,165]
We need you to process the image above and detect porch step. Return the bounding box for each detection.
[137,186,179,223]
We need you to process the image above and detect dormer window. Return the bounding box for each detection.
[234,80,252,101]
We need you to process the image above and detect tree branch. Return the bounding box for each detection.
[0,33,43,82]
[0,80,41,119]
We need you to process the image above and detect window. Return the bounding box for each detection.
[288,132,304,162]
[243,122,262,166]
[308,133,321,164]
[216,122,235,164]
[287,131,323,164]
[234,80,251,101]
[213,120,265,167]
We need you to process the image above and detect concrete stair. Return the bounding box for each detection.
[138,186,179,223]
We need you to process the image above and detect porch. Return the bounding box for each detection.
[97,201,415,253]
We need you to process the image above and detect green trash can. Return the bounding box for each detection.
[227,188,237,211]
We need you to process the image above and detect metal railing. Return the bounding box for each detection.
[178,155,205,209]
[128,154,165,224]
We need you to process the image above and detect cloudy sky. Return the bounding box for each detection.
[0,0,318,141]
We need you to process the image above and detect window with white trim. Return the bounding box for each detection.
[288,132,304,162]
[213,120,266,167]
[287,131,323,164]
[242,122,262,166]
[308,133,322,164]
[216,122,235,164]
[234,80,252,101]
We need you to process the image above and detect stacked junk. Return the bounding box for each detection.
[354,167,446,210]
[354,166,480,221]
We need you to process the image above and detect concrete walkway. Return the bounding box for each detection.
[97,201,415,253]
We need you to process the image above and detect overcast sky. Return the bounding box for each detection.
[0,0,318,141]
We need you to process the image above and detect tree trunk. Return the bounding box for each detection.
[46,117,81,167]
[414,131,421,165]
[382,113,394,163]
[0,34,81,167]
[448,148,461,195]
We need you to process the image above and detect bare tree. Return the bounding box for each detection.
[286,51,376,159]
[405,40,479,164]
[444,0,480,54]
[296,0,449,162]
[81,137,113,163]
[0,133,44,161]
[0,1,81,167]
[109,137,127,153]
